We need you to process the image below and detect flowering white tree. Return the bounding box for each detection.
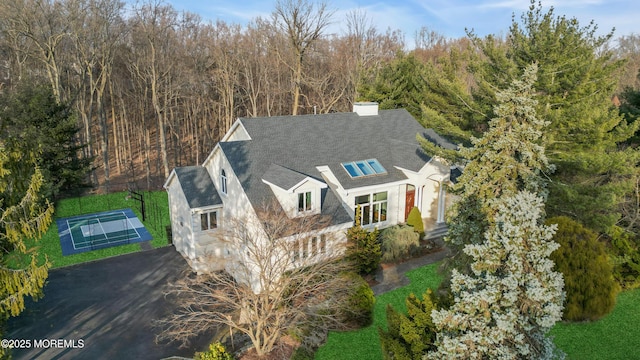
[428,191,565,359]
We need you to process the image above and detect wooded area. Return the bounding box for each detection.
[0,0,401,191]
[0,0,638,194]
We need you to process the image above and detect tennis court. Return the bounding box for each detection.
[57,208,153,256]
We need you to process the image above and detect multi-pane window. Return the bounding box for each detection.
[355,191,388,225]
[200,211,218,231]
[298,191,312,212]
[372,192,388,223]
[221,169,227,195]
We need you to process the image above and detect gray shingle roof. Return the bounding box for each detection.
[423,128,459,150]
[262,163,309,190]
[219,109,453,226]
[174,166,222,209]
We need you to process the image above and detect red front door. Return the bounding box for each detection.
[405,184,416,220]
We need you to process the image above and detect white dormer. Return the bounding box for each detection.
[261,164,327,218]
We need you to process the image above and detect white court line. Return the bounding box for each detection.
[66,210,144,250]
[66,219,73,247]
[128,217,141,239]
[97,218,108,240]
[102,213,142,243]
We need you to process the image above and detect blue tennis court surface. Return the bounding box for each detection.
[56,208,152,256]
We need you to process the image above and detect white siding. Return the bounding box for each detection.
[203,146,267,276]
[345,184,401,229]
[204,146,258,222]
[318,159,450,229]
[399,159,450,227]
[223,120,251,141]
[166,176,195,261]
[291,180,322,216]
[265,183,295,216]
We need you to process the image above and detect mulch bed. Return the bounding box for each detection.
[238,336,299,360]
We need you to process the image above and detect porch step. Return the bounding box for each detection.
[424,224,448,240]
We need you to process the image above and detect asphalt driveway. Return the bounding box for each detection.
[6,246,213,360]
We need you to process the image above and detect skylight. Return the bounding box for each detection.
[341,159,387,178]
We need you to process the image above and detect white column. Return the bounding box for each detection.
[437,183,446,223]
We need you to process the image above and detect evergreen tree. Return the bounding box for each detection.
[547,216,619,321]
[608,225,640,289]
[405,207,424,236]
[378,289,438,360]
[0,84,92,201]
[445,64,552,251]
[461,1,639,234]
[0,146,53,358]
[429,191,565,360]
[427,65,565,359]
[358,53,428,119]
[347,205,381,275]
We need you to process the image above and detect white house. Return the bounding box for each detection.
[164,102,457,284]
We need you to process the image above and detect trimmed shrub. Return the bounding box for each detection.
[547,216,620,321]
[347,206,381,275]
[194,342,234,360]
[380,225,420,263]
[378,289,438,360]
[406,207,424,236]
[341,272,375,327]
[609,225,640,289]
[290,345,315,360]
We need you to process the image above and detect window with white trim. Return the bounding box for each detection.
[355,191,388,225]
[298,191,312,213]
[221,169,227,195]
[200,211,218,231]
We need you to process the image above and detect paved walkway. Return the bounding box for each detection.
[6,246,212,360]
[371,246,451,295]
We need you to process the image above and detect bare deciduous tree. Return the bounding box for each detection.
[157,201,359,357]
[0,0,406,191]
[273,0,334,115]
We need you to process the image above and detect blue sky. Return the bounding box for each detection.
[164,0,639,46]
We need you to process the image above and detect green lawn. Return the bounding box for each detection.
[316,263,443,360]
[11,190,171,269]
[317,263,640,360]
[550,288,640,360]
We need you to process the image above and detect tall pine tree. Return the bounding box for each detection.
[429,191,564,359]
[0,84,92,201]
[463,1,639,234]
[444,64,552,253]
[427,65,564,359]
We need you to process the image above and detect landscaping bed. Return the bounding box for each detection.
[317,261,640,360]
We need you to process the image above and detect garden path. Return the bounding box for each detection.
[371,244,451,295]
